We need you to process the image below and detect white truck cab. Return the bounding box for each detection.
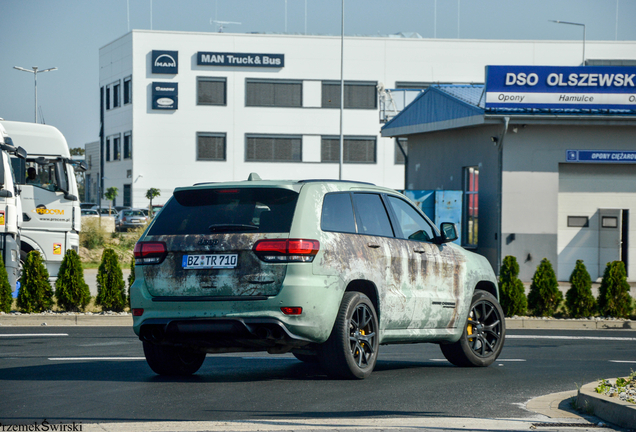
[0,122,27,290]
[0,121,85,280]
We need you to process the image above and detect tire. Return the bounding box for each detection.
[318,292,379,379]
[292,352,319,363]
[143,341,206,376]
[440,290,506,367]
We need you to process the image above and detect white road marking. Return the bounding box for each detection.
[242,357,296,360]
[508,335,636,341]
[609,360,636,363]
[430,358,526,362]
[49,357,146,361]
[0,333,68,337]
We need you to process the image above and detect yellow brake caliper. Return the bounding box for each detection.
[467,312,474,341]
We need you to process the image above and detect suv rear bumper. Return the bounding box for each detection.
[139,317,312,353]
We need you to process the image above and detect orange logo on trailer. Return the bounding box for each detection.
[53,243,62,255]
[0,211,4,226]
[34,208,65,215]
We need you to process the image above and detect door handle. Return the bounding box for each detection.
[367,243,380,249]
[413,248,425,254]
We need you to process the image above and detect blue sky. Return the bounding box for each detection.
[1,0,634,148]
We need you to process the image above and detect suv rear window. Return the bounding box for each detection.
[148,187,298,235]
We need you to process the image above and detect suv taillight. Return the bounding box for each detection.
[253,239,320,263]
[134,241,167,265]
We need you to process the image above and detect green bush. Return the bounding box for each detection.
[55,249,91,312]
[127,256,135,308]
[0,256,13,313]
[80,218,107,249]
[499,255,527,316]
[597,261,633,318]
[528,258,563,316]
[95,248,126,312]
[565,260,596,318]
[17,251,53,313]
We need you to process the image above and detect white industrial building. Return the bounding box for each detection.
[91,29,635,209]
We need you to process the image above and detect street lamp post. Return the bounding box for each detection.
[549,20,586,65]
[13,66,57,123]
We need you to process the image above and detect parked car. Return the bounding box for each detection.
[90,206,118,217]
[131,176,504,379]
[80,202,97,210]
[115,208,149,232]
[80,209,99,217]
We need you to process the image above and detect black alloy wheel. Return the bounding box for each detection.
[440,290,505,367]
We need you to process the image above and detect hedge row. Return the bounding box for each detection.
[499,256,634,318]
[0,249,136,313]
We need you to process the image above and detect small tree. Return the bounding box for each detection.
[55,249,91,312]
[145,188,161,217]
[95,249,126,312]
[565,260,596,318]
[104,187,118,216]
[0,256,13,313]
[597,261,633,318]
[528,258,563,316]
[127,256,135,308]
[17,251,53,313]
[499,255,527,316]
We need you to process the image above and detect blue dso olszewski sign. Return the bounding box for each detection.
[485,65,636,110]
[566,150,636,163]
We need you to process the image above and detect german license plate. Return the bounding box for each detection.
[182,254,238,269]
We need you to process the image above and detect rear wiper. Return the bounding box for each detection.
[208,224,259,232]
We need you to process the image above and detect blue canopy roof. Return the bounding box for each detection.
[381,85,486,137]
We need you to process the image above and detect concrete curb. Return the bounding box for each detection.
[1,315,635,329]
[506,317,636,330]
[578,380,636,430]
[0,314,132,326]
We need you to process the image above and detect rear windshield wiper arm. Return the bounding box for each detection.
[208,224,259,232]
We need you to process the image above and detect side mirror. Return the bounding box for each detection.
[78,161,88,172]
[439,222,458,243]
[16,147,27,159]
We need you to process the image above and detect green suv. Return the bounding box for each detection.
[131,176,505,379]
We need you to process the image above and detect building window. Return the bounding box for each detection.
[245,134,302,162]
[394,81,482,90]
[245,79,302,107]
[123,76,132,105]
[88,155,92,170]
[463,166,479,247]
[321,81,377,109]
[105,137,111,162]
[113,81,121,108]
[113,135,121,161]
[568,216,589,228]
[395,138,408,164]
[126,170,132,178]
[197,77,226,105]
[105,85,111,110]
[320,136,376,164]
[197,133,226,161]
[123,132,132,159]
[123,184,131,207]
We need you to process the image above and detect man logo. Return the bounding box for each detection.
[152,50,178,74]
[154,54,176,68]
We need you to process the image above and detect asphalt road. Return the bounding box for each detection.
[0,327,635,426]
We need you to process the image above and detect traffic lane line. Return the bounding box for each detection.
[0,333,69,337]
[507,335,636,341]
[49,357,146,361]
